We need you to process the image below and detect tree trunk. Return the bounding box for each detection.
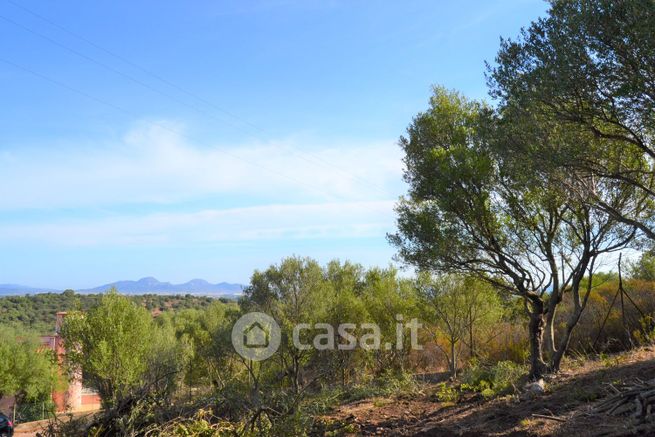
[551,294,587,371]
[544,300,558,358]
[450,340,457,378]
[469,323,474,359]
[551,258,594,372]
[292,354,300,394]
[528,305,547,379]
[544,256,560,359]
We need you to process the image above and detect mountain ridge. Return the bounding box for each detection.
[0,277,245,296]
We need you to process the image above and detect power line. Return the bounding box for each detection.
[2,0,391,196]
[0,13,246,132]
[5,0,263,133]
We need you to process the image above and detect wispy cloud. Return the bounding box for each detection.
[0,122,403,210]
[0,200,396,246]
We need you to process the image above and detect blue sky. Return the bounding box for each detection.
[0,0,549,289]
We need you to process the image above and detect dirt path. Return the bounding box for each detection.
[14,418,47,437]
[322,348,655,436]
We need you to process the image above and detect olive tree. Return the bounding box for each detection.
[390,87,638,378]
[489,0,655,239]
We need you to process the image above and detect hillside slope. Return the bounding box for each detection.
[324,348,655,436]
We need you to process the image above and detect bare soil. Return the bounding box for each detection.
[321,348,655,436]
[14,411,95,436]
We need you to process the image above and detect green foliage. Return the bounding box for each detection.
[172,409,237,436]
[27,1,655,433]
[489,0,655,239]
[15,398,56,423]
[0,327,61,404]
[434,382,459,403]
[391,73,639,381]
[0,290,215,335]
[158,300,238,388]
[311,260,370,385]
[635,315,655,346]
[417,274,504,376]
[37,256,655,437]
[461,360,526,398]
[243,256,330,394]
[360,267,419,374]
[61,289,188,409]
[629,252,655,281]
[563,278,655,352]
[303,372,418,418]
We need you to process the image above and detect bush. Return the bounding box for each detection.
[489,361,526,394]
[435,382,459,403]
[461,360,526,398]
[16,398,56,422]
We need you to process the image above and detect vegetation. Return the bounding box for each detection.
[0,290,218,334]
[488,0,655,240]
[417,274,503,377]
[0,327,61,421]
[61,290,185,409]
[390,85,640,378]
[23,255,650,436]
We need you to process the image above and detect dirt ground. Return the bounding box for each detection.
[321,348,655,436]
[13,411,95,437]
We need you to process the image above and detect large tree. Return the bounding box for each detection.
[390,87,638,378]
[489,0,655,239]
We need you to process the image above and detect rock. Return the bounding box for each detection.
[524,379,545,397]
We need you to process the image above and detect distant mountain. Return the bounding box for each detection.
[0,283,59,295]
[0,277,245,296]
[82,277,244,295]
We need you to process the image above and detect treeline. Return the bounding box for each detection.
[0,291,219,334]
[53,260,428,435]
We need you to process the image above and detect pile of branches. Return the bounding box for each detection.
[596,378,655,420]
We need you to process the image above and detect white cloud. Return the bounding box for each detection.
[0,122,403,210]
[0,201,396,246]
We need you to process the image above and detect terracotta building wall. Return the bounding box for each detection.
[42,312,87,413]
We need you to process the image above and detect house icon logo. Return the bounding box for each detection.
[243,320,269,349]
[232,312,281,361]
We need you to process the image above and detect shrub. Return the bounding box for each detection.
[461,360,526,398]
[435,382,459,403]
